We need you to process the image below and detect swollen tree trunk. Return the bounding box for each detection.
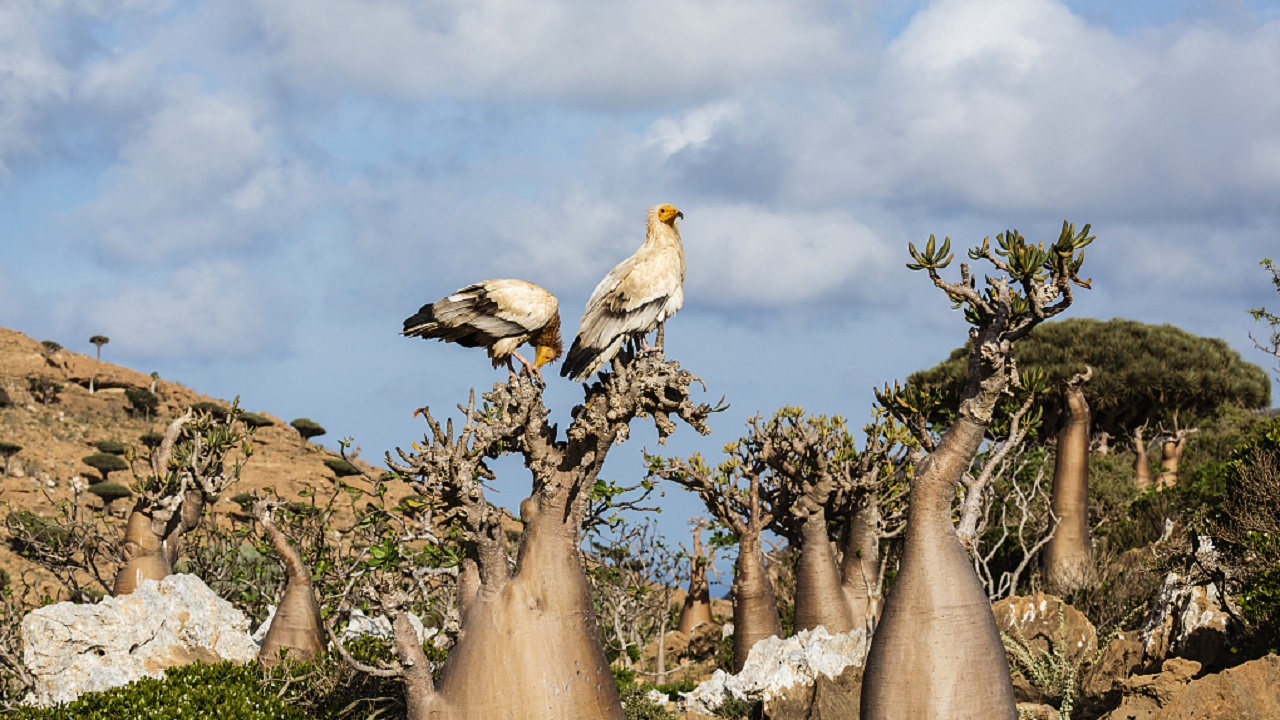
[861,416,1017,719]
[113,505,175,595]
[387,354,715,719]
[862,219,1095,718]
[257,503,325,666]
[1133,426,1153,490]
[113,407,251,595]
[1043,371,1094,595]
[428,507,619,718]
[676,526,714,635]
[731,533,783,672]
[1156,429,1194,489]
[792,511,854,634]
[839,502,884,635]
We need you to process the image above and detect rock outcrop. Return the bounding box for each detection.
[1101,654,1280,720]
[1140,572,1233,671]
[680,627,867,716]
[21,574,259,706]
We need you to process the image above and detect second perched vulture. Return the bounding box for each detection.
[402,279,562,379]
[561,204,685,382]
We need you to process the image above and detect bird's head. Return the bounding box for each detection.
[534,343,561,368]
[656,204,683,226]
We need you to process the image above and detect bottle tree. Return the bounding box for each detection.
[369,351,715,719]
[861,222,1095,720]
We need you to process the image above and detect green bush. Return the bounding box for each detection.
[125,387,159,418]
[241,412,275,429]
[92,439,127,456]
[8,662,307,720]
[323,458,361,478]
[6,510,71,549]
[86,482,132,506]
[290,418,326,445]
[190,401,230,420]
[139,431,165,449]
[82,453,128,483]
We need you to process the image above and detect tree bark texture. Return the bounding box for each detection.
[732,536,783,672]
[257,504,325,666]
[1043,377,1094,594]
[422,513,620,719]
[391,354,715,719]
[1133,426,1153,490]
[1156,432,1191,489]
[839,503,884,635]
[793,512,855,634]
[861,416,1017,719]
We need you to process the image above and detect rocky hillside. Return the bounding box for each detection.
[0,326,396,600]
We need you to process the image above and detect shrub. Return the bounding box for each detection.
[125,387,159,418]
[0,441,19,477]
[290,418,326,447]
[26,375,61,406]
[190,401,230,420]
[6,662,307,720]
[5,510,71,548]
[86,482,133,507]
[242,412,275,429]
[92,439,127,456]
[323,458,361,478]
[139,431,165,449]
[82,453,129,483]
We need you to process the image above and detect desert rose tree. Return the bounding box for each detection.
[860,223,1095,720]
[371,351,715,719]
[113,401,254,594]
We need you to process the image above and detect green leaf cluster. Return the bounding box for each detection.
[8,662,305,720]
[906,318,1271,438]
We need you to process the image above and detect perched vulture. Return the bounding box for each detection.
[402,279,562,379]
[561,204,685,382]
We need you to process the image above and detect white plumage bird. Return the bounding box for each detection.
[402,279,562,380]
[561,204,685,381]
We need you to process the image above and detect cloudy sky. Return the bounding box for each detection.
[3,0,1279,552]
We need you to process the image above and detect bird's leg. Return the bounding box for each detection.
[638,323,665,355]
[504,357,519,382]
[511,351,544,382]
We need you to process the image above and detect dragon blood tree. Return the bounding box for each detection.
[113,401,254,595]
[375,352,715,720]
[860,223,1095,720]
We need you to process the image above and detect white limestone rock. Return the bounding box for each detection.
[681,626,867,715]
[22,574,259,707]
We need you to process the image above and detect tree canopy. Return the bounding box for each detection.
[907,318,1271,438]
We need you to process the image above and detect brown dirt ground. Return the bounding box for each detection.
[0,326,410,604]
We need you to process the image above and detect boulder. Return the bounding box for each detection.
[21,574,259,706]
[992,592,1098,704]
[1083,632,1145,697]
[1017,704,1063,720]
[680,627,867,716]
[764,662,862,720]
[1101,654,1280,720]
[1101,657,1201,720]
[1152,654,1280,720]
[1140,572,1233,671]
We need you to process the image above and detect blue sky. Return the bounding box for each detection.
[3,0,1280,564]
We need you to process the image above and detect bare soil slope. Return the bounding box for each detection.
[0,326,396,600]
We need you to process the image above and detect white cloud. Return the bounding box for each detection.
[250,0,860,108]
[684,204,893,309]
[57,261,298,360]
[0,4,71,178]
[78,86,324,264]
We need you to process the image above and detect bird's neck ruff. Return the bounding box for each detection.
[645,213,682,248]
